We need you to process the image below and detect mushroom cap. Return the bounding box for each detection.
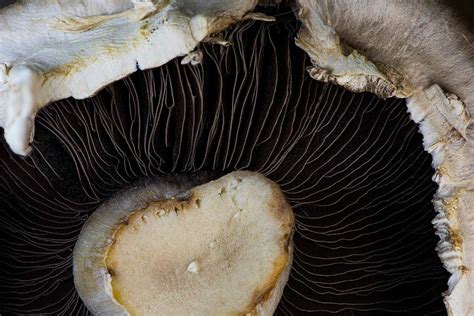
[73,171,294,315]
[0,0,258,155]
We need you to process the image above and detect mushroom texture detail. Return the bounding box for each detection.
[0,0,260,156]
[294,1,474,314]
[0,1,473,315]
[73,171,294,315]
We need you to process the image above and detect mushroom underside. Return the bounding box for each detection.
[0,9,452,315]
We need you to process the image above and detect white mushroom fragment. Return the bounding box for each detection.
[73,171,294,315]
[0,0,258,155]
[407,86,474,316]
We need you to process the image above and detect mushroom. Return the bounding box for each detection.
[74,171,294,315]
[0,1,472,315]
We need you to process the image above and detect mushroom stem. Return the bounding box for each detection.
[73,171,294,315]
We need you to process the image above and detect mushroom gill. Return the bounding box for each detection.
[0,9,450,315]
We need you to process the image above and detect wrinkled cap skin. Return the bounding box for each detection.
[0,0,473,315]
